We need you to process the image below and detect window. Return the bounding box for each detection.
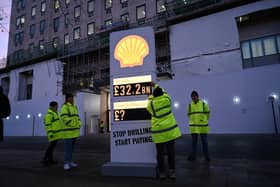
[53,17,60,32]
[136,4,146,20]
[156,0,166,13]
[14,32,24,46]
[31,6,36,18]
[1,77,10,96]
[16,17,21,28]
[18,70,33,100]
[105,0,112,9]
[65,14,69,26]
[74,6,81,19]
[29,24,36,38]
[241,41,251,59]
[53,37,59,48]
[40,20,46,34]
[251,39,263,57]
[20,15,25,25]
[64,34,70,45]
[17,0,26,11]
[121,13,129,23]
[16,15,25,29]
[277,35,280,53]
[105,19,112,27]
[65,0,70,7]
[87,22,95,35]
[263,36,277,55]
[73,27,80,40]
[41,1,46,14]
[88,0,94,16]
[54,0,60,11]
[39,40,44,50]
[120,0,128,8]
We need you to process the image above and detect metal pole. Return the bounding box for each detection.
[271,101,278,134]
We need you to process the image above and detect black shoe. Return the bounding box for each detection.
[188,156,196,161]
[168,169,176,180]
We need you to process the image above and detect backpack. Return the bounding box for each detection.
[0,94,11,118]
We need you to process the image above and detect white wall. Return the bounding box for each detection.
[1,59,64,136]
[159,64,280,134]
[170,0,280,79]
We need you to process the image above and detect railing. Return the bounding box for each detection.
[7,41,58,67]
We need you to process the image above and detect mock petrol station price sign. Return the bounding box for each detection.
[107,27,157,167]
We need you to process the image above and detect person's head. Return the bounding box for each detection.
[49,101,58,112]
[191,90,199,103]
[153,87,163,97]
[65,93,74,104]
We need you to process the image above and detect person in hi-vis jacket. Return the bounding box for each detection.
[187,90,211,162]
[147,83,181,180]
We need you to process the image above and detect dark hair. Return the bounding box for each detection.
[49,101,58,107]
[153,87,163,97]
[191,90,199,97]
[65,93,74,100]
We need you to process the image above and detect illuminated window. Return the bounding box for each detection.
[65,14,69,26]
[241,41,251,59]
[73,27,80,40]
[41,1,46,14]
[74,6,81,18]
[64,34,70,45]
[39,40,44,50]
[53,37,59,48]
[31,6,36,18]
[121,13,129,23]
[156,0,166,13]
[87,22,95,35]
[105,0,112,9]
[54,0,60,11]
[65,0,70,7]
[263,36,277,55]
[251,39,263,57]
[105,19,112,27]
[136,4,146,20]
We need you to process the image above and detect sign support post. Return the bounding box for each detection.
[102,27,157,177]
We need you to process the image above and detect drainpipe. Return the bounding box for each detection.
[268,96,278,134]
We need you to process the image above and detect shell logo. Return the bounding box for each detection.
[114,35,149,68]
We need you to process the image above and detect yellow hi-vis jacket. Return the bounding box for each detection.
[60,102,81,139]
[147,85,181,144]
[44,109,62,142]
[187,99,210,134]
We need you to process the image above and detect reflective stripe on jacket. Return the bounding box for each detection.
[187,99,210,134]
[147,85,181,144]
[44,109,62,142]
[60,102,81,139]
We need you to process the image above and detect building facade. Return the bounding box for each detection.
[1,0,280,136]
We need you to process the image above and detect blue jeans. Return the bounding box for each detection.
[64,138,76,163]
[190,134,210,159]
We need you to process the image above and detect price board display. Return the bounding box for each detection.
[113,100,151,122]
[113,75,152,97]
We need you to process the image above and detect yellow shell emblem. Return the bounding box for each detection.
[114,35,149,68]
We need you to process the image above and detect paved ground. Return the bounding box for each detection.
[1,134,280,187]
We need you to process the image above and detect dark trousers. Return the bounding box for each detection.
[190,133,210,159]
[43,140,58,161]
[64,138,77,163]
[156,140,175,172]
[0,119,3,142]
